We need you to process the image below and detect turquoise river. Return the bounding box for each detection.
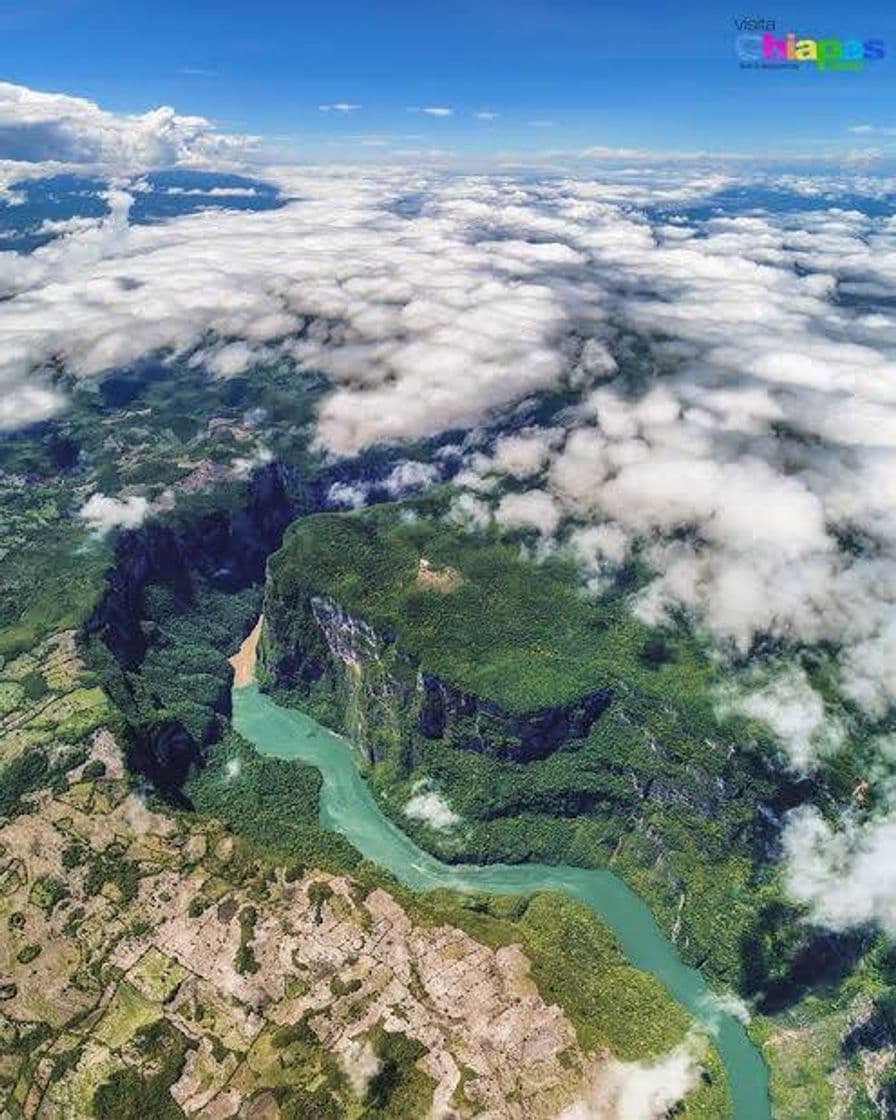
[233,682,771,1119]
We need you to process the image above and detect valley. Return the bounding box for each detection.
[0,358,892,1117]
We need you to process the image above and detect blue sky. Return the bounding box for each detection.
[3,0,896,159]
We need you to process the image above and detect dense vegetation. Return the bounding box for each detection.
[96,581,261,746]
[93,1019,195,1119]
[268,497,720,713]
[266,503,795,985]
[0,354,322,659]
[0,744,88,818]
[364,1027,434,1117]
[185,728,361,873]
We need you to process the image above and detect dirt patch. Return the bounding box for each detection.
[229,617,263,688]
[416,558,463,593]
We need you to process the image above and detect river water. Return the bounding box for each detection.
[232,680,770,1119]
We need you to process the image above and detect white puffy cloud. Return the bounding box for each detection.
[338,1038,380,1099]
[230,445,273,478]
[79,493,150,534]
[491,429,560,478]
[567,523,631,591]
[698,991,751,1028]
[840,613,896,718]
[327,482,369,509]
[558,1035,705,1120]
[0,80,258,168]
[495,489,562,536]
[164,185,259,198]
[404,782,461,830]
[384,460,441,496]
[203,341,259,378]
[783,806,896,935]
[449,492,493,530]
[717,666,843,774]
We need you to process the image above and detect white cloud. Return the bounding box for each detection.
[840,613,896,718]
[230,445,273,478]
[783,806,896,935]
[491,429,559,478]
[716,666,844,774]
[79,493,150,534]
[404,782,461,830]
[449,493,493,530]
[495,489,562,536]
[319,103,362,113]
[558,1035,705,1119]
[338,1037,380,1099]
[327,481,369,509]
[567,523,630,590]
[0,80,258,168]
[698,990,751,1028]
[164,185,259,197]
[419,107,453,118]
[384,460,440,495]
[846,124,896,136]
[475,111,500,121]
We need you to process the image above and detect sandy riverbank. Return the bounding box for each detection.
[229,616,262,687]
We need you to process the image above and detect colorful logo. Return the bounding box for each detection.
[735,23,887,70]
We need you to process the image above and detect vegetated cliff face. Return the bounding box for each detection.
[90,463,296,671]
[262,589,613,766]
[260,580,791,829]
[86,463,297,792]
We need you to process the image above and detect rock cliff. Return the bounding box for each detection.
[262,589,613,765]
[86,463,297,793]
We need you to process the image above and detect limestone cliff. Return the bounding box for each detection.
[86,462,297,793]
[261,589,612,766]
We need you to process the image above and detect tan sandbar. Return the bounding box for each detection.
[229,616,262,688]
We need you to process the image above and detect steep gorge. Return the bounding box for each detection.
[255,509,838,998]
[262,590,614,765]
[85,462,298,792]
